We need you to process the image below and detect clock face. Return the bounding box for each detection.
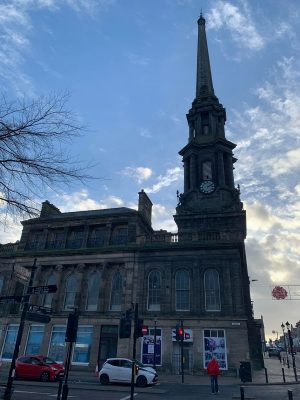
[200,180,215,194]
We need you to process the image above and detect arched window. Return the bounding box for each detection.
[175,270,190,311]
[0,276,3,294]
[86,272,101,311]
[204,269,221,311]
[202,161,212,180]
[148,271,161,311]
[63,275,78,310]
[110,272,122,311]
[43,273,56,308]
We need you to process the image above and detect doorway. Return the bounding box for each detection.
[98,325,118,368]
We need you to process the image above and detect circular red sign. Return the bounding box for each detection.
[272,286,288,300]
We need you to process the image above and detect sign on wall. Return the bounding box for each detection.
[141,327,162,366]
[203,329,227,370]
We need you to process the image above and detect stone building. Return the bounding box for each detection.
[0,15,262,373]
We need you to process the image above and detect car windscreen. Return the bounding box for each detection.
[42,357,57,364]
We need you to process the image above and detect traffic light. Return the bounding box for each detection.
[135,318,148,338]
[175,324,184,341]
[119,315,131,338]
[65,311,79,342]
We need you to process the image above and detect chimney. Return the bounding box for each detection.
[138,190,152,226]
[40,200,61,217]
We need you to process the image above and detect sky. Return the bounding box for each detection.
[0,0,300,341]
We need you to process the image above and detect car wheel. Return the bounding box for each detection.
[40,372,50,382]
[99,374,109,385]
[136,375,147,387]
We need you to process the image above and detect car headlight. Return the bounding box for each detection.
[51,367,58,371]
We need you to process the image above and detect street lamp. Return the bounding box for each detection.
[153,318,157,369]
[281,323,290,369]
[285,321,297,382]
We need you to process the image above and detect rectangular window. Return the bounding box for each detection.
[48,326,66,362]
[72,326,93,364]
[202,161,212,180]
[203,329,227,370]
[25,325,44,354]
[1,325,19,360]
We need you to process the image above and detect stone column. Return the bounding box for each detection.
[218,151,225,186]
[53,264,64,313]
[190,154,197,189]
[184,157,190,192]
[76,263,86,312]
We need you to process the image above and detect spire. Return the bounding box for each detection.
[196,15,214,98]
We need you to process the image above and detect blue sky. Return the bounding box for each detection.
[1,0,300,340]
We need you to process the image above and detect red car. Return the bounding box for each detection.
[15,355,65,381]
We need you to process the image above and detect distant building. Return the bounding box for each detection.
[0,15,262,373]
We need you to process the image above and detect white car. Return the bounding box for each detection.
[99,358,158,387]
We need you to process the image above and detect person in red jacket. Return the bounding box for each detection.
[207,356,220,394]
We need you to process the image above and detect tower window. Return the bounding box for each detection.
[201,112,209,135]
[202,161,212,180]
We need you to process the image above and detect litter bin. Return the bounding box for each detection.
[239,361,252,383]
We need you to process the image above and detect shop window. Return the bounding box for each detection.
[86,272,101,311]
[110,272,122,311]
[43,273,56,308]
[48,326,66,362]
[147,271,161,311]
[175,270,190,311]
[1,325,19,360]
[25,325,44,354]
[204,269,221,311]
[63,275,78,310]
[203,329,227,370]
[72,326,93,364]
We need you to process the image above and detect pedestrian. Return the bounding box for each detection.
[207,356,220,395]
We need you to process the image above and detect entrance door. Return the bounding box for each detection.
[98,325,118,368]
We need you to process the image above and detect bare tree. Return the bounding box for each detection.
[0,92,92,219]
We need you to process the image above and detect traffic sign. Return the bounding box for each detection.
[27,284,57,295]
[25,312,51,324]
[28,304,53,314]
[0,295,29,305]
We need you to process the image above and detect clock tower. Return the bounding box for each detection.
[175,15,243,233]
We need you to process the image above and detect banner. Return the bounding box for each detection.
[141,328,162,366]
[203,330,227,370]
[271,285,300,300]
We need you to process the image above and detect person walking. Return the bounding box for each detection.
[207,356,220,395]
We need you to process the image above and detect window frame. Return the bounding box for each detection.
[85,271,101,311]
[63,274,78,311]
[147,270,161,311]
[175,269,190,311]
[109,272,123,311]
[204,269,221,312]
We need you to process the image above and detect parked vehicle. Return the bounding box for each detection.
[15,355,65,381]
[268,347,281,357]
[99,358,158,387]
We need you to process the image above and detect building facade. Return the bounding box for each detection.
[0,16,262,374]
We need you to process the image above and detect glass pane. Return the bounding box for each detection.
[148,271,161,310]
[64,275,78,310]
[205,269,220,311]
[44,274,56,308]
[0,276,3,294]
[25,325,44,354]
[48,326,66,362]
[86,273,100,311]
[1,325,19,359]
[72,326,93,363]
[110,273,122,311]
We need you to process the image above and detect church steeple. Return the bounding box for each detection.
[196,15,215,99]
[174,15,243,227]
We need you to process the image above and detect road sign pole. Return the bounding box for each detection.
[3,258,37,400]
[180,320,184,384]
[130,303,138,400]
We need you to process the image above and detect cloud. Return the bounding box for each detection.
[121,167,153,183]
[144,167,183,194]
[0,0,115,94]
[139,128,152,138]
[207,1,264,51]
[127,53,150,66]
[152,203,177,232]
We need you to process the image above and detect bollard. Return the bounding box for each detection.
[288,389,293,400]
[264,367,269,384]
[240,386,245,400]
[282,367,286,383]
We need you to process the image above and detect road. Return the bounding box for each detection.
[5,381,300,400]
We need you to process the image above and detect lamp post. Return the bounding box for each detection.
[153,318,157,370]
[286,321,297,381]
[281,323,290,369]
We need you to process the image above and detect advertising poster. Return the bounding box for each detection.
[141,328,162,366]
[203,330,227,370]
